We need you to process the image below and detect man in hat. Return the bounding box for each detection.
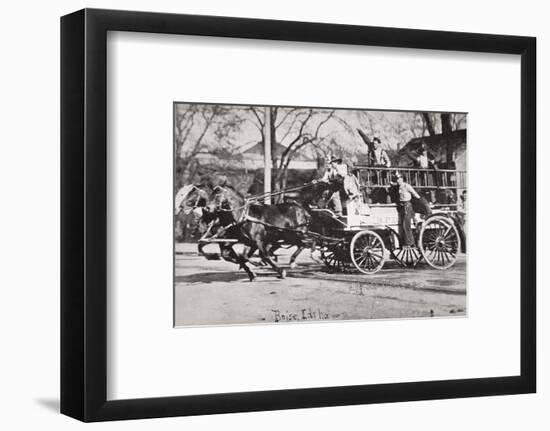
[414,141,437,169]
[315,156,348,216]
[357,129,391,168]
[372,137,392,168]
[392,172,421,247]
[404,140,440,200]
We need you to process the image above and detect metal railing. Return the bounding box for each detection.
[354,166,466,190]
[353,166,467,206]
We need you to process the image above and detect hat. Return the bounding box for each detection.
[373,137,381,144]
[329,157,343,164]
[391,171,403,182]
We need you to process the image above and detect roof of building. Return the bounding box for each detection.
[399,129,466,154]
[243,141,315,161]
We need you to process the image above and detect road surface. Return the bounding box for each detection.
[174,242,466,326]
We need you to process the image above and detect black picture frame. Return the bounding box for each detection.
[61,8,536,422]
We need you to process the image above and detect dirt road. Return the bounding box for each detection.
[174,242,466,326]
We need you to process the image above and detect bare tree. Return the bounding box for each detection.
[174,104,244,187]
[246,107,336,191]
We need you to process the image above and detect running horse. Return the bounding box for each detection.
[204,185,311,281]
[175,184,210,216]
[174,184,221,258]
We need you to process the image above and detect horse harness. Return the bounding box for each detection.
[207,185,310,238]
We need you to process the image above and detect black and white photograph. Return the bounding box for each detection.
[174,103,467,326]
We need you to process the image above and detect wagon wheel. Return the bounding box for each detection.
[388,229,421,267]
[350,230,386,275]
[419,215,461,270]
[321,240,351,273]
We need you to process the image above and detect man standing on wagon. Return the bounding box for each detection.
[316,156,349,216]
[392,172,421,248]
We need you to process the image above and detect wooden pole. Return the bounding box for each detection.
[264,106,272,204]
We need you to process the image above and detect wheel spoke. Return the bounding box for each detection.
[370,252,383,260]
[361,255,370,268]
[367,255,377,269]
[441,250,448,265]
[368,255,379,269]
[356,254,368,266]
[363,256,372,269]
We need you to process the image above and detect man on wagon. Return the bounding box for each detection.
[314,156,349,216]
[413,141,437,169]
[392,172,421,248]
[405,140,440,192]
[371,137,392,168]
[356,129,393,203]
[357,129,391,168]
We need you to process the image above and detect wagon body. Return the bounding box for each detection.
[309,198,464,274]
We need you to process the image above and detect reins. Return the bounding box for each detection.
[245,181,317,203]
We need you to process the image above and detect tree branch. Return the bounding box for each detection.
[422,112,436,136]
[184,107,218,161]
[274,107,298,129]
[278,109,314,168]
[249,107,264,130]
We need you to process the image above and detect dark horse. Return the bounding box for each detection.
[294,180,332,209]
[205,185,311,280]
[294,181,350,240]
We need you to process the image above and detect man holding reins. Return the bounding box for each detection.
[315,156,348,216]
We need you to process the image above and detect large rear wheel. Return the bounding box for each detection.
[350,230,386,274]
[419,215,461,269]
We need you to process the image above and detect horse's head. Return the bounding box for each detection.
[175,184,210,218]
[298,181,332,208]
[206,185,245,218]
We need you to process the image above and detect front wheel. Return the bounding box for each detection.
[321,241,351,273]
[418,215,461,270]
[350,230,386,274]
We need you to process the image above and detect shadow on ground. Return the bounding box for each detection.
[35,398,59,413]
[176,272,252,283]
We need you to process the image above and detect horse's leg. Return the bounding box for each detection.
[257,241,286,279]
[237,253,257,281]
[221,244,257,281]
[219,243,239,264]
[246,245,266,267]
[289,244,305,269]
[271,245,279,263]
[246,245,257,258]
[197,242,221,260]
[234,245,258,280]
